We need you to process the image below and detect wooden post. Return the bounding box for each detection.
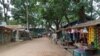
[1,31,4,44]
[15,30,20,41]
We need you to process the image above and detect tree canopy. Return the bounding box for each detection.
[0,0,99,31]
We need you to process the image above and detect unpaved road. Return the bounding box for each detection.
[0,37,72,56]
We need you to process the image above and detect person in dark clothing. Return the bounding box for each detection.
[79,36,87,45]
[74,31,80,43]
[70,33,74,42]
[69,33,75,45]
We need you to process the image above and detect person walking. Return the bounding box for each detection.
[52,32,57,44]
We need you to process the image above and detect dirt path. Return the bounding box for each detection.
[0,37,72,56]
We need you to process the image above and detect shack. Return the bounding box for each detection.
[6,25,32,41]
[0,26,12,44]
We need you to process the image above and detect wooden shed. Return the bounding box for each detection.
[0,26,12,44]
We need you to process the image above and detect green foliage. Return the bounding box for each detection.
[38,0,71,26]
[11,0,100,31]
[11,0,37,25]
[8,20,19,25]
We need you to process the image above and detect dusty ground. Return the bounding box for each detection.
[0,37,72,56]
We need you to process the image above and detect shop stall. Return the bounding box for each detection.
[64,19,100,56]
[6,25,32,41]
[55,19,100,56]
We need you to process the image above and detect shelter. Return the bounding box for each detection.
[0,26,12,44]
[6,25,32,41]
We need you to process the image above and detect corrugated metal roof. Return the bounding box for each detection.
[0,26,12,30]
[51,19,100,32]
[6,25,23,29]
[71,19,100,28]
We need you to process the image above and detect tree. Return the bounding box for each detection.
[11,0,37,26]
[0,0,10,23]
[11,0,100,38]
[35,0,72,38]
[0,7,3,20]
[72,0,100,21]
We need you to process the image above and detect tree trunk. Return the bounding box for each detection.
[26,0,29,30]
[65,15,70,24]
[55,19,62,40]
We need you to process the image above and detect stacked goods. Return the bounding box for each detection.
[88,26,95,45]
[94,27,99,48]
[97,27,100,49]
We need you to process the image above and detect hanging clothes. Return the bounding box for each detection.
[74,31,80,42]
[71,29,75,43]
[70,33,74,42]
[65,32,70,41]
[66,31,71,42]
[62,31,65,41]
[79,33,88,44]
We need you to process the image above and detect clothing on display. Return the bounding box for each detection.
[88,26,95,45]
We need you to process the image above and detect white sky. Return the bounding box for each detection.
[93,1,100,10]
[0,0,14,20]
[93,1,100,19]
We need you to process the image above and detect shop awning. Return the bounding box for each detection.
[70,19,100,28]
[56,19,100,32]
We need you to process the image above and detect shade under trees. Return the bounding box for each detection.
[0,0,99,32]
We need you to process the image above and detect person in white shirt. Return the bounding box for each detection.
[52,32,57,44]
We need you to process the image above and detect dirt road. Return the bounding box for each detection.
[0,37,72,56]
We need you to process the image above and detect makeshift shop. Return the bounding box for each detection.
[0,26,12,44]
